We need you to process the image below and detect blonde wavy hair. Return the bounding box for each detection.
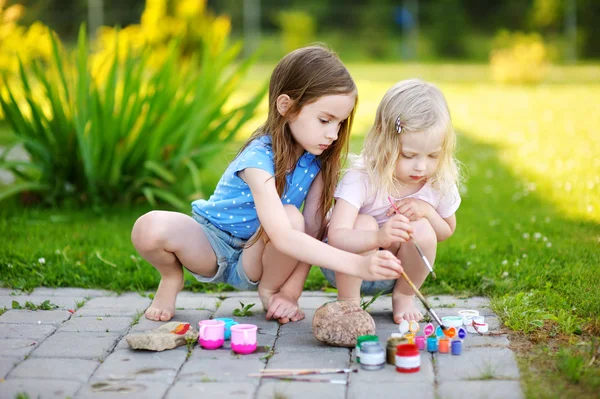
[355,79,460,198]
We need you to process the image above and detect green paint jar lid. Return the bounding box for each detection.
[357,335,379,345]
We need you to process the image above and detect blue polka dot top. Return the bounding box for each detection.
[192,135,321,239]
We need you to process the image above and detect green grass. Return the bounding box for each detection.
[1,63,599,397]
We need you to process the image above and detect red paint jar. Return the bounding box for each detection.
[395,344,421,373]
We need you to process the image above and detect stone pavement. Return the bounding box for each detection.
[0,288,524,399]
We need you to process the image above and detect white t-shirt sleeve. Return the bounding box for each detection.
[436,183,461,218]
[334,170,368,210]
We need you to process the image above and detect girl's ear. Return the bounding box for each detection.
[276,94,292,116]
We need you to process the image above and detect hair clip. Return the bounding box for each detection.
[395,116,402,133]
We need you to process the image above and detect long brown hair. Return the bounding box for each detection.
[240,45,357,245]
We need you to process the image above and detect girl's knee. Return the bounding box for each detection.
[354,214,378,231]
[411,218,437,248]
[131,211,170,252]
[283,205,305,233]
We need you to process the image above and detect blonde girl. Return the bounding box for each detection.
[131,46,404,324]
[324,79,461,323]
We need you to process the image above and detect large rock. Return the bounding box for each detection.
[312,301,376,347]
[126,322,198,351]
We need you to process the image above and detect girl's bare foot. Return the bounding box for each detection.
[392,293,423,324]
[145,275,184,322]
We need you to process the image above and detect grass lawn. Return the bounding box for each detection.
[1,63,599,397]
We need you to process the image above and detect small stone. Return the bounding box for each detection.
[312,301,376,348]
[126,322,198,351]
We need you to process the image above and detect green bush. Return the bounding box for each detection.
[0,25,266,209]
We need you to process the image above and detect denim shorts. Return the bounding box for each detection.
[319,267,396,295]
[189,213,259,291]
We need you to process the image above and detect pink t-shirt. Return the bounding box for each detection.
[334,169,461,226]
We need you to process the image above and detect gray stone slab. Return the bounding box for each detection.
[349,352,434,383]
[75,307,145,317]
[31,332,120,360]
[75,381,170,399]
[127,309,212,333]
[299,291,337,298]
[267,348,350,369]
[0,323,57,339]
[31,287,111,298]
[90,347,188,384]
[0,338,39,359]
[178,357,264,383]
[0,379,81,399]
[83,295,151,312]
[0,357,19,379]
[435,347,520,382]
[8,357,99,382]
[275,333,351,353]
[0,310,72,324]
[349,382,435,399]
[58,316,132,334]
[438,381,525,399]
[278,310,315,335]
[297,296,338,309]
[181,334,276,362]
[464,334,510,348]
[174,295,218,310]
[167,381,256,399]
[0,296,85,310]
[257,380,346,399]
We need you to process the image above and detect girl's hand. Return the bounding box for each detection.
[387,198,434,222]
[377,214,413,248]
[265,291,305,323]
[359,250,404,281]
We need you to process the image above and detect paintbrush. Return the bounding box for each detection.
[258,375,347,384]
[387,196,436,279]
[387,196,446,330]
[252,368,357,377]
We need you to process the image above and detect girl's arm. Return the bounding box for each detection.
[391,198,456,242]
[276,172,326,299]
[328,199,379,253]
[328,198,413,253]
[240,168,403,281]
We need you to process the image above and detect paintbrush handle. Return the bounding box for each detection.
[399,271,444,328]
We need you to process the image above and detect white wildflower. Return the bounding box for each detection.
[38,258,46,264]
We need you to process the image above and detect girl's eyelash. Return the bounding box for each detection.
[319,118,330,124]
[402,154,414,159]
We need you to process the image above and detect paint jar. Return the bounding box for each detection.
[213,318,238,341]
[466,322,488,334]
[395,344,420,373]
[404,333,415,344]
[230,324,258,355]
[451,339,462,355]
[427,336,438,353]
[386,335,407,365]
[359,341,385,371]
[441,316,463,328]
[463,314,485,327]
[198,319,225,350]
[415,336,426,351]
[356,335,379,364]
[438,338,450,353]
